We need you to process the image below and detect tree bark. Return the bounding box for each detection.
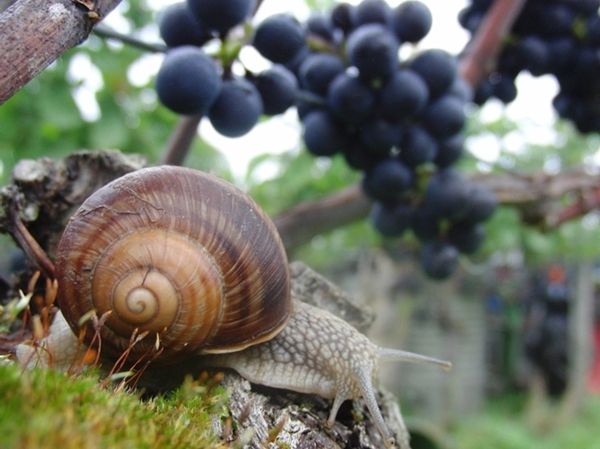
[0,0,122,104]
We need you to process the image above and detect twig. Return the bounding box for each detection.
[159,115,203,166]
[6,206,55,278]
[93,24,168,53]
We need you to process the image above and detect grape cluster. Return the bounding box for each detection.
[285,1,495,279]
[154,0,497,279]
[460,0,600,133]
[155,0,300,137]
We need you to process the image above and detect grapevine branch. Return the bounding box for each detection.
[273,169,600,250]
[0,0,123,104]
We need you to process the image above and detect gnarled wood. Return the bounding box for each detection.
[0,0,122,104]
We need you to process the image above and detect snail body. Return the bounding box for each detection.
[47,166,450,448]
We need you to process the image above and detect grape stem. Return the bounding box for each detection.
[93,24,168,53]
[159,115,203,166]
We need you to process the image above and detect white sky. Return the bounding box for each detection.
[75,0,561,181]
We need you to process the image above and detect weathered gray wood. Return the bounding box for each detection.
[0,0,122,104]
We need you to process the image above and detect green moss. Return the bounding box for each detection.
[0,363,228,449]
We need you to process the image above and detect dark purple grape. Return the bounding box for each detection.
[351,0,392,27]
[411,206,440,242]
[342,141,385,170]
[208,78,263,137]
[187,0,255,33]
[298,53,346,96]
[253,14,307,64]
[379,69,429,122]
[421,241,459,280]
[424,168,470,220]
[409,49,458,98]
[370,201,414,237]
[585,15,600,46]
[449,78,474,103]
[422,95,466,138]
[346,23,400,82]
[296,96,323,120]
[546,38,575,74]
[492,74,517,103]
[362,158,413,201]
[518,35,549,76]
[391,1,432,43]
[462,183,497,223]
[572,0,600,14]
[540,5,575,38]
[399,125,438,167]
[473,79,494,105]
[447,221,486,254]
[327,73,375,124]
[252,65,298,116]
[331,3,354,34]
[360,118,403,155]
[434,133,464,168]
[158,2,212,48]
[302,110,349,156]
[156,46,222,115]
[307,12,336,42]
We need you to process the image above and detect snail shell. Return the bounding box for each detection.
[55,166,291,365]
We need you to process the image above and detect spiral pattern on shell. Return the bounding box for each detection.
[55,166,291,365]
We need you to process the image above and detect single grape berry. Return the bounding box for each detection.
[391,1,432,43]
[252,65,298,116]
[351,0,392,27]
[158,2,212,48]
[421,241,459,280]
[411,206,440,242]
[346,23,400,82]
[360,118,403,155]
[307,12,336,43]
[155,46,222,115]
[327,73,375,124]
[331,2,354,34]
[379,69,429,122]
[299,53,346,96]
[253,14,307,64]
[434,133,464,168]
[187,0,255,34]
[424,168,470,220]
[343,141,385,170]
[362,158,413,201]
[422,95,466,138]
[462,183,497,223]
[302,110,349,157]
[399,125,438,167]
[370,201,414,237]
[447,222,486,254]
[208,78,263,137]
[409,49,458,98]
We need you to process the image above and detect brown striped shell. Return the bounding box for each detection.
[55,166,291,365]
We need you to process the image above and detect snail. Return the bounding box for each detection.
[35,166,452,448]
